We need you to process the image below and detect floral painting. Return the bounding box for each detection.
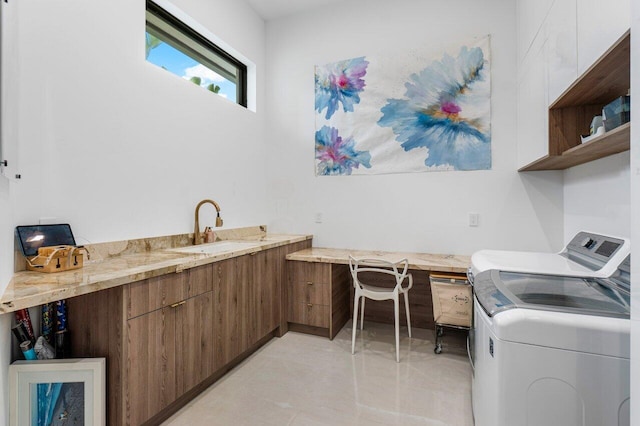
[315,57,369,120]
[314,36,491,175]
[315,126,371,175]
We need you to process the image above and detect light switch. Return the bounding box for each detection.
[469,213,479,227]
[315,213,323,224]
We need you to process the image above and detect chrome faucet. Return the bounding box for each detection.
[194,199,223,245]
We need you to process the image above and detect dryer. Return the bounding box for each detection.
[471,256,630,426]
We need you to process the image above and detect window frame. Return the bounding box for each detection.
[145,0,248,107]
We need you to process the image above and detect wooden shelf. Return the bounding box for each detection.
[519,122,630,171]
[519,30,630,172]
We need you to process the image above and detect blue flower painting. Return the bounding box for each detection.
[315,126,371,175]
[378,45,491,170]
[315,57,369,120]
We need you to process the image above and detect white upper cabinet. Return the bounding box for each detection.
[516,0,575,168]
[544,0,577,104]
[517,35,549,168]
[517,0,555,66]
[577,0,631,75]
[516,0,630,170]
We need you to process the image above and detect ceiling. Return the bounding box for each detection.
[246,0,344,21]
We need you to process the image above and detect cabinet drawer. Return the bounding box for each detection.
[290,281,329,305]
[289,261,330,285]
[289,303,329,328]
[128,273,188,318]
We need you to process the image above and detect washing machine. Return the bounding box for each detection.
[470,255,630,426]
[468,231,629,280]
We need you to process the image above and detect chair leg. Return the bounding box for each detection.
[360,297,365,330]
[403,292,412,338]
[352,293,360,355]
[394,296,400,362]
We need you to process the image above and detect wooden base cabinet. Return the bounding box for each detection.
[287,261,350,339]
[66,242,309,426]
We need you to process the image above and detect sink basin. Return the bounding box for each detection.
[168,241,259,255]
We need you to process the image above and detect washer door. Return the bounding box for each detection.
[473,269,629,319]
[494,270,629,318]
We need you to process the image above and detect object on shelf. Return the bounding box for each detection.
[590,115,603,134]
[581,126,605,144]
[19,341,37,360]
[55,300,69,359]
[603,95,630,131]
[14,308,35,342]
[12,322,32,346]
[34,336,56,360]
[41,303,55,345]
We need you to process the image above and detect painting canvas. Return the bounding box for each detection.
[315,36,491,175]
[10,358,105,426]
[31,382,85,426]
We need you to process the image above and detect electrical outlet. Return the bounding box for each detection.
[39,217,59,225]
[315,213,323,224]
[468,213,479,227]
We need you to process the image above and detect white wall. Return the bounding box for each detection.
[0,0,267,423]
[564,151,631,241]
[265,0,564,255]
[0,178,12,426]
[7,0,267,245]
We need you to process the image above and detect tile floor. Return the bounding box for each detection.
[163,321,474,425]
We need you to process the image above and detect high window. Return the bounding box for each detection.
[145,0,248,107]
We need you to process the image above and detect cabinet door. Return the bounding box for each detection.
[544,0,577,103]
[127,307,178,425]
[214,258,242,367]
[237,254,257,351]
[517,34,549,168]
[516,0,554,66]
[187,263,213,298]
[178,291,214,394]
[250,249,280,340]
[577,0,630,75]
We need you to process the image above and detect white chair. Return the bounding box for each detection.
[349,256,413,362]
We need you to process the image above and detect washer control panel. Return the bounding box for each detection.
[565,232,625,270]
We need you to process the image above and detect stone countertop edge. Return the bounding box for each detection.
[1,233,312,314]
[285,247,471,273]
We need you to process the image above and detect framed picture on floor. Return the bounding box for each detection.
[9,358,106,426]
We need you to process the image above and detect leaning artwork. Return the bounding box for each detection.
[314,36,491,175]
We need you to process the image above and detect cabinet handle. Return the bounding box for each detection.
[306,281,313,285]
[170,301,186,308]
[307,303,313,308]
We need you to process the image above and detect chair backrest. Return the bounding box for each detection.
[348,256,410,292]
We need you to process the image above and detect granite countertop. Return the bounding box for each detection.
[1,226,311,314]
[286,247,471,273]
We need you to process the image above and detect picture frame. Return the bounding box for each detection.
[9,358,106,426]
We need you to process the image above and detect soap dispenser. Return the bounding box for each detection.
[204,227,215,243]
